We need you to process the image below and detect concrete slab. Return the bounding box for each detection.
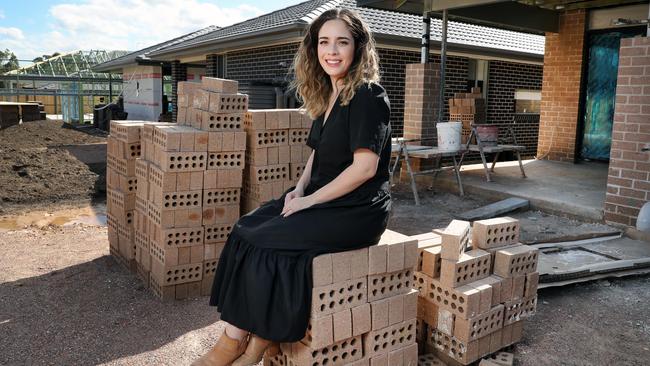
[428,159,608,222]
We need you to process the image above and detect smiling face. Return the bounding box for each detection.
[317,19,355,83]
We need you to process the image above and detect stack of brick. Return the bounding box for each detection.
[107,121,146,272]
[448,87,486,143]
[128,77,248,301]
[241,109,313,213]
[263,230,420,366]
[412,217,539,365]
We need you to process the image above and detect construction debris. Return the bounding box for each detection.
[455,198,529,221]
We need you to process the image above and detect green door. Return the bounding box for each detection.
[581,29,645,160]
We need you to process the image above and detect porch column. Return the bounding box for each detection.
[171,60,187,123]
[402,63,441,174]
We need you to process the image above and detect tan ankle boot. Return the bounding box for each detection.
[192,332,249,366]
[231,335,278,366]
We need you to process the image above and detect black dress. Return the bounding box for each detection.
[209,82,392,342]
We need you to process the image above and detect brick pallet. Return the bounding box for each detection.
[448,87,486,143]
[264,230,420,366]
[241,109,313,213]
[107,77,248,301]
[412,217,539,365]
[106,120,146,272]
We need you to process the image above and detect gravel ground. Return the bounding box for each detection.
[1,189,648,365]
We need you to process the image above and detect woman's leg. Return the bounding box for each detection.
[191,323,249,365]
[224,323,248,340]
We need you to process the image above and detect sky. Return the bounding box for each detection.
[0,0,304,65]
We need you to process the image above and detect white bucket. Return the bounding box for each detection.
[437,122,462,152]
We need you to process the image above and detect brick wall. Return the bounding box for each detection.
[537,9,586,162]
[225,43,299,84]
[487,60,543,157]
[604,36,650,227]
[222,42,542,150]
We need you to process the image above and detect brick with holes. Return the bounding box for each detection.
[425,278,482,319]
[363,318,416,358]
[246,129,288,149]
[202,188,240,207]
[368,268,413,302]
[503,296,537,325]
[288,335,363,366]
[245,163,289,183]
[201,112,244,131]
[207,92,248,114]
[204,223,234,244]
[453,304,504,342]
[493,244,538,278]
[430,329,480,365]
[440,249,491,288]
[208,131,246,152]
[150,259,203,287]
[439,220,471,261]
[472,217,520,249]
[311,277,367,318]
[207,151,245,170]
[411,231,442,272]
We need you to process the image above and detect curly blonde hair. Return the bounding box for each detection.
[290,8,380,120]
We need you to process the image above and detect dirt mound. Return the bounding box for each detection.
[0,120,107,214]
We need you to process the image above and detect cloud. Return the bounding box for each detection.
[0,27,25,40]
[11,0,265,60]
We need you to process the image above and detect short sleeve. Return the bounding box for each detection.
[349,84,391,155]
[306,115,321,150]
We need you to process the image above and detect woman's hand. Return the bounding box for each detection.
[281,195,315,217]
[284,187,304,206]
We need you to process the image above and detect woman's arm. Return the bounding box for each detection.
[295,150,315,194]
[281,148,378,216]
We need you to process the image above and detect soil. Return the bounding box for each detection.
[0,120,107,215]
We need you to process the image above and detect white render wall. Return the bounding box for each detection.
[122,65,163,121]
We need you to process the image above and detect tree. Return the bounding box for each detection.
[0,49,19,74]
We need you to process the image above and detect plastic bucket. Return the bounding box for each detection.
[437,122,462,152]
[476,125,499,146]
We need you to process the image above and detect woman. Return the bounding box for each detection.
[194,8,392,366]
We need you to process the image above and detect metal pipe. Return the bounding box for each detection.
[421,12,431,63]
[109,74,113,102]
[437,9,448,123]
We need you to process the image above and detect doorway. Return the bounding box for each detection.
[579,27,646,161]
